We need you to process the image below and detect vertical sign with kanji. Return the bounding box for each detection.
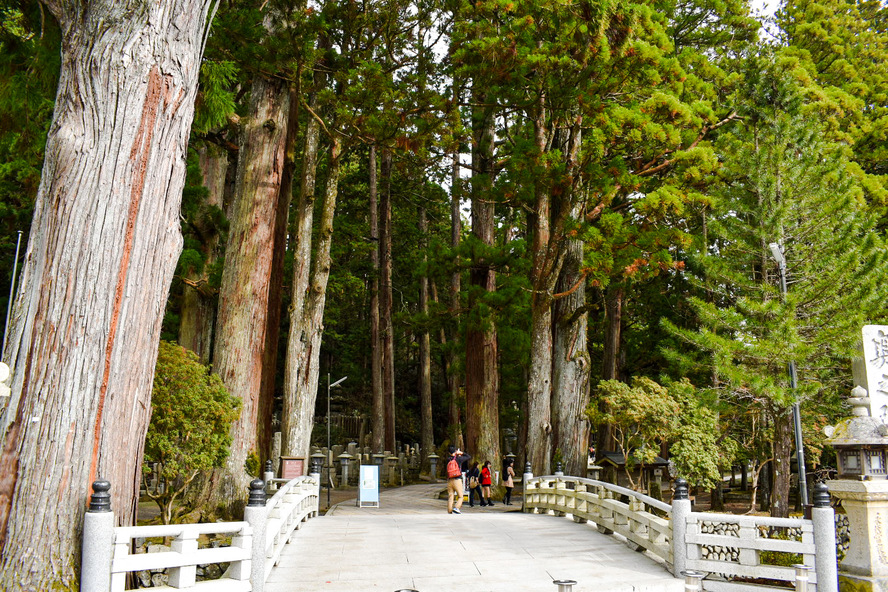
[860,325,888,422]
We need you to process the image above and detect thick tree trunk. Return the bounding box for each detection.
[771,408,794,517]
[0,1,215,587]
[597,284,624,454]
[419,208,434,465]
[527,293,554,474]
[552,234,590,477]
[281,96,321,457]
[210,75,290,515]
[285,140,343,459]
[466,96,499,464]
[380,148,396,451]
[369,146,384,452]
[258,86,301,461]
[525,130,555,474]
[602,285,623,381]
[448,150,464,449]
[179,143,228,363]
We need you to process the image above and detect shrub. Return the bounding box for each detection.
[144,341,240,524]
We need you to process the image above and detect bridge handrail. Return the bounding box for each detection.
[82,474,320,592]
[523,475,672,566]
[261,475,320,581]
[108,520,252,591]
[684,511,817,591]
[522,473,838,592]
[530,475,672,513]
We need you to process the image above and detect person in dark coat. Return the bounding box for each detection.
[467,461,485,507]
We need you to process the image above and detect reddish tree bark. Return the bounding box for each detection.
[0,1,217,587]
[210,75,290,515]
[465,96,500,464]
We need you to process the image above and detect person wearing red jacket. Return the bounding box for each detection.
[480,460,495,506]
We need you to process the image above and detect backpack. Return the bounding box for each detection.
[446,457,461,478]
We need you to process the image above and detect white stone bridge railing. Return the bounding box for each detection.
[524,474,672,564]
[522,473,838,592]
[81,474,319,592]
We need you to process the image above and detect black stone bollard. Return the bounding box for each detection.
[89,479,112,513]
[673,478,689,500]
[248,478,267,507]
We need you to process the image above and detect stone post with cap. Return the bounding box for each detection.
[671,478,691,579]
[264,459,275,493]
[523,461,534,512]
[81,479,114,592]
[811,482,838,592]
[244,478,268,592]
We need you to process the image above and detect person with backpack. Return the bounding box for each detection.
[444,445,471,514]
[480,460,495,506]
[467,461,485,507]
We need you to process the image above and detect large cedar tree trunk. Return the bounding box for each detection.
[258,86,301,461]
[369,146,385,452]
[596,284,624,454]
[771,408,794,517]
[419,208,434,464]
[525,115,556,474]
[465,97,499,463]
[380,148,396,451]
[178,143,228,363]
[210,76,290,515]
[552,232,591,476]
[524,113,578,476]
[448,150,464,448]
[281,95,321,457]
[283,140,343,459]
[0,1,216,587]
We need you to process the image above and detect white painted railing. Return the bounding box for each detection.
[523,476,672,565]
[685,512,817,592]
[261,477,320,582]
[522,474,838,592]
[81,475,319,591]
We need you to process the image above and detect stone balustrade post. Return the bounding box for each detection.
[245,479,268,592]
[81,479,114,592]
[428,453,439,483]
[811,482,838,592]
[264,459,275,493]
[523,462,533,512]
[671,478,692,578]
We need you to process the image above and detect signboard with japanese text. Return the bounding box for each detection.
[860,325,888,421]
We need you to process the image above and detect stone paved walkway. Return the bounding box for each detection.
[265,483,684,592]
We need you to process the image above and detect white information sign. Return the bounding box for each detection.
[359,465,379,507]
[860,325,888,422]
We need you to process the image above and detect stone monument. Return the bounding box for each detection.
[826,342,888,592]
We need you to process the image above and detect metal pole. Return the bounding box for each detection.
[776,258,808,508]
[2,230,23,362]
[793,564,813,592]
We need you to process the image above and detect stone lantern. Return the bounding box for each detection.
[825,385,888,591]
[829,387,888,480]
[338,453,353,488]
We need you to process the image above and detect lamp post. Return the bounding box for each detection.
[769,242,809,508]
[327,374,347,509]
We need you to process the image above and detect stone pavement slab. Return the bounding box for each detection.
[265,483,684,592]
